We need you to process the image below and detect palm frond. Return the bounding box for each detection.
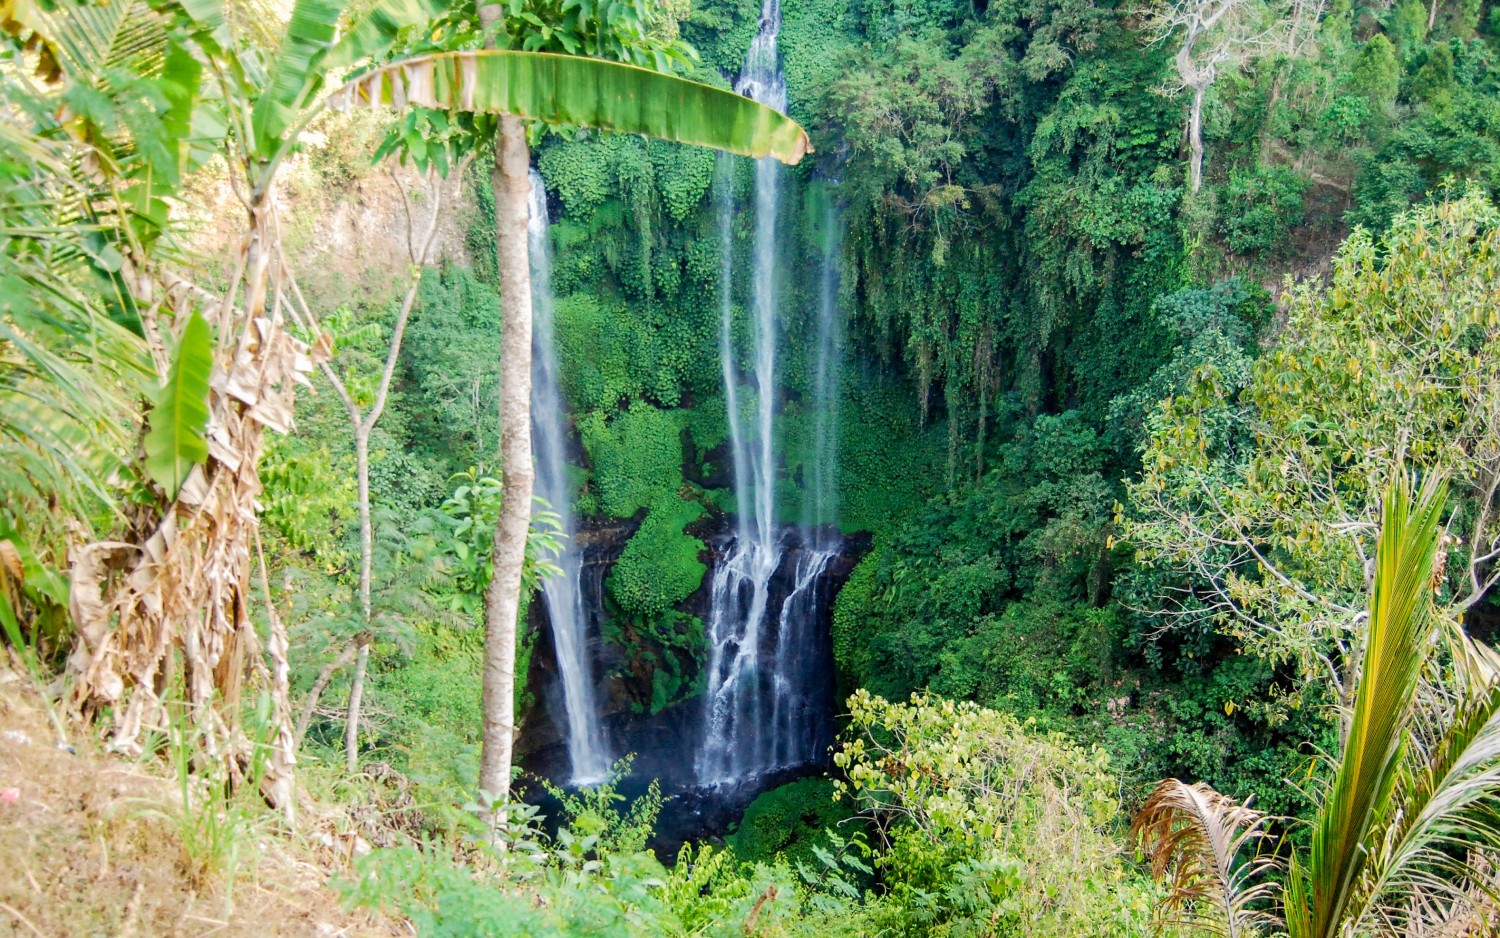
[1295,472,1449,938]
[1133,778,1283,937]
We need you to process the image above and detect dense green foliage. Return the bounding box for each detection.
[9,0,1500,931]
[246,0,1500,819]
[347,693,1170,936]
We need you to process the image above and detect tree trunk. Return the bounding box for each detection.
[344,427,373,771]
[1259,67,1283,166]
[345,636,370,772]
[355,428,373,624]
[1188,83,1207,194]
[477,113,534,801]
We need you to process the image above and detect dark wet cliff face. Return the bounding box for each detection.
[517,517,866,853]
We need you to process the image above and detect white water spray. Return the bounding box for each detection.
[698,0,840,785]
[529,170,610,785]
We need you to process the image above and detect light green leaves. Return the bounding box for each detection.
[144,310,212,498]
[332,50,812,166]
[249,0,444,165]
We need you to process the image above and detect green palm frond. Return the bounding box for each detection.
[1,121,148,518]
[1292,472,1449,938]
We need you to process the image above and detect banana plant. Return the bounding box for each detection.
[52,0,448,821]
[1136,473,1500,936]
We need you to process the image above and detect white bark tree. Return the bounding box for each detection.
[283,160,471,768]
[1143,0,1320,192]
[472,3,533,804]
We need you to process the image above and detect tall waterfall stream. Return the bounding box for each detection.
[523,0,852,845]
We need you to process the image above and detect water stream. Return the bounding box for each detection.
[529,170,610,785]
[698,0,840,786]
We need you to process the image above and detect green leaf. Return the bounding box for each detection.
[251,0,445,163]
[250,0,344,159]
[324,0,445,70]
[144,310,213,498]
[1295,473,1448,938]
[332,50,812,165]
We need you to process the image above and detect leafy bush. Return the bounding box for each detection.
[1216,166,1308,255]
[727,778,858,869]
[834,691,1163,937]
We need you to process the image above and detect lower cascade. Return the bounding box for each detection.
[528,170,609,785]
[697,536,840,784]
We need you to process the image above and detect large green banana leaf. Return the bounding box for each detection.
[331,50,811,165]
[143,310,213,499]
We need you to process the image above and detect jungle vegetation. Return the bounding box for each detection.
[3,0,1500,933]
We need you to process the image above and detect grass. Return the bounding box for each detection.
[0,667,389,937]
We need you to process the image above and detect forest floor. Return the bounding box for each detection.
[0,668,389,938]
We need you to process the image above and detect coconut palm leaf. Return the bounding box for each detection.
[1341,673,1500,935]
[1291,472,1449,938]
[1133,778,1283,937]
[331,50,812,165]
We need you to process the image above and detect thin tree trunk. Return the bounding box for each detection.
[297,640,356,746]
[355,428,373,623]
[344,428,374,770]
[311,166,454,774]
[477,113,534,802]
[1188,83,1207,194]
[345,637,370,772]
[1259,67,1283,166]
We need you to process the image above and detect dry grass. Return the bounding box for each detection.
[0,669,394,938]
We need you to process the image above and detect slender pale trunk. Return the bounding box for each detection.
[345,427,374,770]
[297,640,356,746]
[477,113,534,801]
[1187,83,1207,194]
[312,166,452,772]
[345,636,370,771]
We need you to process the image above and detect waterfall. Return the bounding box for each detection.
[529,170,610,786]
[698,0,840,785]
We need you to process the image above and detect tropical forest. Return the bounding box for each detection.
[3,0,1500,932]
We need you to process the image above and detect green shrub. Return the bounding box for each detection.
[835,691,1164,937]
[1217,166,1308,255]
[607,496,707,617]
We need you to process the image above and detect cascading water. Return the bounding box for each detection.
[529,170,610,785]
[698,0,840,785]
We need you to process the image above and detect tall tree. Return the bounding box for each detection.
[296,160,473,770]
[1143,0,1321,192]
[1127,193,1500,701]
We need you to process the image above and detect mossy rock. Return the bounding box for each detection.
[726,778,855,868]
